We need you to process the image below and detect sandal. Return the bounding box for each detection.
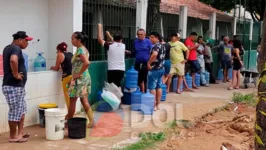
[184,89,194,92]
[192,86,199,89]
[9,138,28,143]
[23,133,30,138]
[227,87,234,90]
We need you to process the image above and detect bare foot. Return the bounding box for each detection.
[87,122,96,128]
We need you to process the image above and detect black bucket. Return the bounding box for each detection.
[68,117,87,139]
[38,108,46,128]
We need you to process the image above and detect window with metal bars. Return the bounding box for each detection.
[82,0,136,61]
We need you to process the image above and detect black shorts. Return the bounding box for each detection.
[107,70,125,87]
[233,60,242,71]
[188,60,201,73]
[134,63,148,84]
[221,60,232,70]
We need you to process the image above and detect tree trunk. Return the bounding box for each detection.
[255,4,266,150]
[258,4,266,73]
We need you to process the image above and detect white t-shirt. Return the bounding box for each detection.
[104,42,125,71]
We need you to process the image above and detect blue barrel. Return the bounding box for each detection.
[228,68,233,79]
[96,91,113,112]
[217,69,223,80]
[34,52,46,72]
[205,71,210,84]
[125,66,138,88]
[22,53,28,72]
[161,84,167,101]
[195,73,201,87]
[131,88,142,111]
[185,73,192,89]
[172,78,183,92]
[141,90,154,115]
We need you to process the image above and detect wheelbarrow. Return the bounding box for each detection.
[240,69,259,89]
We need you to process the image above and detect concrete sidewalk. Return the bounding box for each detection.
[0,83,256,150]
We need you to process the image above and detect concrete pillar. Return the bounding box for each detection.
[178,6,188,39]
[209,12,216,39]
[136,0,148,31]
[249,19,253,41]
[233,17,237,35]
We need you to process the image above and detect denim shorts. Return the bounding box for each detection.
[147,69,164,90]
[164,60,171,75]
[188,60,201,73]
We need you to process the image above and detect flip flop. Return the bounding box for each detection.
[184,89,194,92]
[9,138,28,143]
[192,87,199,89]
[23,133,30,138]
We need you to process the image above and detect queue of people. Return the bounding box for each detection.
[1,27,244,143]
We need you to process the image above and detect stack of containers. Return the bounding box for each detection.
[122,66,138,105]
[195,73,201,87]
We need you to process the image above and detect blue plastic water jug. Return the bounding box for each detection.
[161,84,167,101]
[22,53,28,72]
[131,88,142,111]
[228,68,233,79]
[34,52,46,72]
[185,73,192,89]
[96,91,113,112]
[122,87,136,105]
[195,73,201,87]
[125,66,138,88]
[141,90,155,115]
[172,77,184,92]
[217,69,223,80]
[205,71,210,84]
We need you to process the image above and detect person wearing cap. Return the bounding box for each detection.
[168,33,191,94]
[2,31,33,143]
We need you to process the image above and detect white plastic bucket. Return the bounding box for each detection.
[45,108,67,140]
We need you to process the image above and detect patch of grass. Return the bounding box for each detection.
[116,132,166,150]
[232,92,257,106]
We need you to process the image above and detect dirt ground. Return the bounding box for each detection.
[157,103,255,150]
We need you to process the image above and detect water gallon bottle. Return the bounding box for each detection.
[125,66,138,88]
[205,71,210,84]
[141,90,155,115]
[172,77,178,92]
[185,73,192,89]
[22,52,28,72]
[228,68,233,79]
[172,78,184,92]
[34,52,46,72]
[96,90,113,112]
[217,69,223,80]
[161,84,167,101]
[131,88,142,111]
[195,73,201,87]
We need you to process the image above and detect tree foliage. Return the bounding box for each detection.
[199,0,265,21]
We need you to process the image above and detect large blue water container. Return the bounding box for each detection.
[195,73,201,87]
[185,73,192,89]
[34,53,46,72]
[228,68,233,79]
[205,71,210,84]
[172,78,183,92]
[125,66,138,88]
[131,88,142,111]
[96,91,113,112]
[141,90,154,115]
[217,69,223,80]
[22,53,28,72]
[161,84,167,101]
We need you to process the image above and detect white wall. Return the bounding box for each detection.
[0,0,49,72]
[0,0,84,133]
